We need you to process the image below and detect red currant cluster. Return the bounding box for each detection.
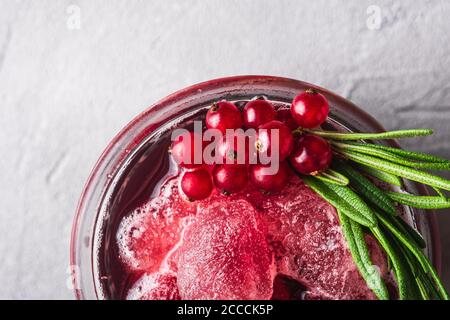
[171,89,333,201]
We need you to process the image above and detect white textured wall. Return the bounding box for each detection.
[0,0,449,299]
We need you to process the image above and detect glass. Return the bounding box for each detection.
[70,75,441,299]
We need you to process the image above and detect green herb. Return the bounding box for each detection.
[354,163,403,187]
[315,168,349,186]
[299,127,450,300]
[302,175,377,227]
[375,211,449,299]
[386,191,450,209]
[334,161,397,215]
[338,211,389,300]
[333,142,450,170]
[305,128,433,141]
[371,226,420,299]
[336,149,450,191]
[335,141,450,164]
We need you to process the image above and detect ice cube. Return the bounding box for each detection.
[177,199,275,300]
[116,178,196,272]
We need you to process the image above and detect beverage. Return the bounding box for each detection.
[71,76,439,300]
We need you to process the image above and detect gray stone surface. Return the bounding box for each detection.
[0,0,449,299]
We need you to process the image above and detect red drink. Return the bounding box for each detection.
[71,76,440,300]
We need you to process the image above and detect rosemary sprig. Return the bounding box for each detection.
[334,141,450,164]
[375,211,449,299]
[305,128,433,141]
[302,175,377,227]
[371,226,420,299]
[333,141,450,170]
[298,127,450,300]
[386,191,450,209]
[334,161,397,215]
[338,211,389,300]
[336,149,450,191]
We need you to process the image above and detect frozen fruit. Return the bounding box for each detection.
[243,98,276,129]
[177,199,275,300]
[126,272,180,300]
[206,101,243,134]
[291,89,329,128]
[116,178,195,272]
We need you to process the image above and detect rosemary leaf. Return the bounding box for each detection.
[371,226,420,300]
[399,243,443,300]
[395,216,426,249]
[338,211,389,300]
[431,186,446,198]
[303,175,377,227]
[375,211,449,299]
[338,150,450,191]
[335,141,450,164]
[355,163,403,187]
[386,191,450,209]
[306,129,433,141]
[334,162,397,215]
[315,168,349,186]
[333,142,450,170]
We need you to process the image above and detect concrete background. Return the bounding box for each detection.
[0,0,449,299]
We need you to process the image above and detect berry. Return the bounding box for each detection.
[250,161,291,193]
[216,131,256,165]
[206,101,243,134]
[256,121,294,161]
[291,89,329,129]
[289,134,332,175]
[243,98,276,128]
[213,164,248,194]
[170,132,205,168]
[180,169,213,201]
[277,108,298,130]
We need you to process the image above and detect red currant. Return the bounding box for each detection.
[250,161,291,193]
[291,89,329,129]
[243,98,276,128]
[289,134,332,175]
[180,168,213,201]
[256,121,294,161]
[216,131,256,165]
[206,101,243,134]
[277,108,298,130]
[170,132,205,168]
[213,164,248,194]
